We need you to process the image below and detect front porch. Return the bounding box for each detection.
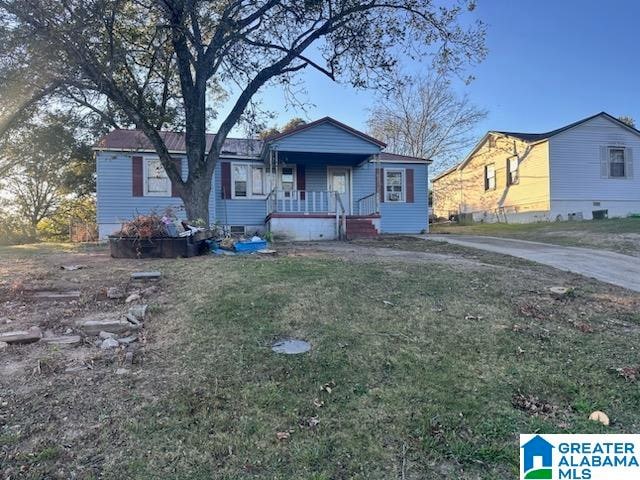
[265,188,380,241]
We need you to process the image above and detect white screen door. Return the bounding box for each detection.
[327,167,351,214]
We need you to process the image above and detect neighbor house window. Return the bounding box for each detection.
[144,158,171,196]
[484,164,496,191]
[232,163,267,199]
[385,168,405,202]
[507,157,519,185]
[609,148,626,177]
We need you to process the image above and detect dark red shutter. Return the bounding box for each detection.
[406,168,414,203]
[296,164,305,200]
[132,156,143,197]
[171,158,182,197]
[221,161,231,199]
[376,168,384,203]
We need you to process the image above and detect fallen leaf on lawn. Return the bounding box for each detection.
[616,366,639,382]
[383,300,394,306]
[588,410,610,426]
[313,398,325,408]
[464,315,484,321]
[276,431,290,441]
[60,264,88,271]
[516,346,525,355]
[307,416,320,428]
[320,381,336,394]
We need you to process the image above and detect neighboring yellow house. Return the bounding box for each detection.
[432,112,640,222]
[432,132,550,222]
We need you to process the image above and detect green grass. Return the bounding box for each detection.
[3,244,640,479]
[109,255,640,479]
[0,241,99,257]
[431,217,640,256]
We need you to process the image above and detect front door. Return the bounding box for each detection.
[327,167,351,214]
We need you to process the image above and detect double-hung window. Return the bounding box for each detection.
[609,147,626,178]
[232,163,267,199]
[384,168,405,202]
[144,158,171,196]
[484,164,496,191]
[507,157,519,185]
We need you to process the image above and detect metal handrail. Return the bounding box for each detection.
[356,192,379,216]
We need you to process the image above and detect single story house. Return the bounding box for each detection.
[94,117,431,240]
[432,112,640,223]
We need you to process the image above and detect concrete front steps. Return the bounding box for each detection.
[345,215,379,240]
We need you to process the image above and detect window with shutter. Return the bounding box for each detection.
[609,147,626,177]
[143,158,171,196]
[384,168,405,202]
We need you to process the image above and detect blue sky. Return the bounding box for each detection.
[224,0,640,152]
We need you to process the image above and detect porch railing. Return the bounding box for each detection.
[356,192,379,216]
[266,189,347,240]
[266,190,339,214]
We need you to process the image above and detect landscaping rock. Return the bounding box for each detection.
[77,318,136,335]
[124,351,134,366]
[127,304,148,323]
[100,338,120,349]
[117,335,138,345]
[106,287,125,299]
[42,335,82,346]
[99,331,117,340]
[125,293,141,303]
[0,326,42,345]
[33,290,81,301]
[141,286,159,296]
[115,368,130,375]
[549,286,573,298]
[131,271,161,281]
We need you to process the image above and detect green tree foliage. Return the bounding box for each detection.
[0,0,486,224]
[258,117,307,139]
[618,115,636,128]
[0,115,98,243]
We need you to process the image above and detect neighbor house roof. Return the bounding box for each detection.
[94,129,263,157]
[431,111,640,182]
[264,116,387,148]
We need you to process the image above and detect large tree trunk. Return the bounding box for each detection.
[181,172,212,226]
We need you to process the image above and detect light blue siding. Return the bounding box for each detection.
[96,152,206,226]
[270,122,381,154]
[380,162,428,233]
[213,160,266,226]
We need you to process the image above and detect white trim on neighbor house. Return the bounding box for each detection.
[142,156,172,197]
[383,167,406,203]
[326,166,353,214]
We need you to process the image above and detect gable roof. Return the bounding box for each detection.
[432,112,640,182]
[493,111,640,143]
[264,116,387,148]
[94,129,263,157]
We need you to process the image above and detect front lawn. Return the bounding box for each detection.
[1,242,640,479]
[430,217,640,256]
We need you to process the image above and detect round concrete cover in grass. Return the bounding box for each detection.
[272,339,311,354]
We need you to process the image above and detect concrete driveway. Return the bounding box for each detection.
[426,234,640,292]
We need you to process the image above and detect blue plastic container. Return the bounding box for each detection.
[234,240,268,253]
